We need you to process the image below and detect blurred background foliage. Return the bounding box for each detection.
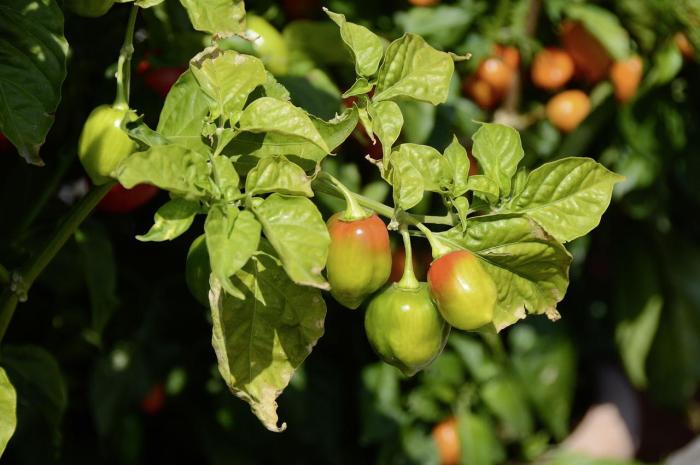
[1,0,699,464]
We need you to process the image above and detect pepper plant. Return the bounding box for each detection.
[0,0,623,441]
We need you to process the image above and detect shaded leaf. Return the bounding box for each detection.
[245,157,313,197]
[136,198,200,242]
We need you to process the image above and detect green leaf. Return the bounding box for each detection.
[211,154,240,200]
[125,116,171,149]
[510,324,576,440]
[343,78,374,98]
[253,194,330,290]
[390,144,450,193]
[245,157,313,197]
[480,374,534,440]
[457,412,505,465]
[277,68,341,120]
[209,250,326,432]
[283,21,351,70]
[0,0,69,165]
[646,39,683,87]
[205,206,261,299]
[440,215,571,330]
[190,50,267,125]
[506,157,624,243]
[75,221,118,339]
[471,123,524,197]
[324,9,384,77]
[0,367,17,458]
[136,198,200,242]
[157,70,212,152]
[2,345,67,437]
[369,101,403,161]
[374,34,454,105]
[566,4,630,59]
[443,136,470,196]
[395,5,475,49]
[229,108,358,165]
[391,153,425,211]
[238,97,330,154]
[448,333,500,383]
[179,0,245,35]
[115,145,213,200]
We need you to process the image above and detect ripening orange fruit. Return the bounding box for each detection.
[476,57,515,94]
[409,0,439,6]
[531,47,575,90]
[546,90,591,132]
[463,77,500,109]
[610,56,643,103]
[494,44,520,70]
[433,418,460,465]
[560,21,612,83]
[674,32,695,60]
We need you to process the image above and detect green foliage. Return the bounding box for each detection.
[0,367,16,458]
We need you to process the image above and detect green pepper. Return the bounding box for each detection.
[244,15,289,75]
[427,250,497,331]
[78,105,137,185]
[326,213,391,309]
[64,0,114,17]
[364,283,450,376]
[185,234,211,307]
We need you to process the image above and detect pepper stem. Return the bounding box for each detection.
[415,223,452,259]
[114,4,139,109]
[318,172,368,220]
[397,226,420,290]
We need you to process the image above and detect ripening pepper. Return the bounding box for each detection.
[78,105,137,185]
[427,250,497,330]
[326,213,391,309]
[364,283,450,376]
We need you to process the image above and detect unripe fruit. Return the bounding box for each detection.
[531,47,575,90]
[546,89,590,133]
[246,15,289,76]
[433,417,460,465]
[78,105,137,185]
[65,0,114,17]
[560,21,611,83]
[428,250,497,331]
[610,56,643,103]
[326,213,392,309]
[365,283,449,376]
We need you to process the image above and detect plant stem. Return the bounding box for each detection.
[397,226,420,289]
[114,4,139,109]
[317,172,368,220]
[0,183,114,344]
[313,176,454,226]
[414,223,453,259]
[0,264,9,286]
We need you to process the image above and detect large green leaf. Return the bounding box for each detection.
[471,123,524,197]
[507,158,623,243]
[391,153,425,211]
[390,144,450,193]
[205,206,261,299]
[440,215,571,330]
[245,157,313,197]
[190,50,266,125]
[227,108,357,163]
[480,374,534,440]
[0,0,68,165]
[283,21,351,69]
[253,194,330,290]
[115,145,213,200]
[179,0,245,35]
[509,324,576,440]
[443,136,470,197]
[75,221,118,339]
[0,367,16,458]
[374,34,454,105]
[209,250,326,432]
[238,97,330,154]
[157,70,212,152]
[136,198,200,242]
[369,100,403,161]
[324,9,384,77]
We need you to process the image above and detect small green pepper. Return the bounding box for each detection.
[185,234,211,307]
[64,0,114,17]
